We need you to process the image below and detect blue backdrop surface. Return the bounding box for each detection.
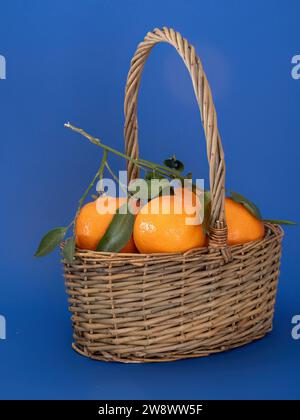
[0,0,299,399]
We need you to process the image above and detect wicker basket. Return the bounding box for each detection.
[62,27,283,363]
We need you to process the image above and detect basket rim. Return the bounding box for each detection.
[61,222,283,260]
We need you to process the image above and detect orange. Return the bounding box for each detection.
[75,196,137,252]
[120,236,137,253]
[133,191,206,253]
[173,186,200,207]
[225,198,264,245]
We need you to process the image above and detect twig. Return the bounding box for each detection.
[64,122,183,180]
[105,162,128,196]
[72,149,108,233]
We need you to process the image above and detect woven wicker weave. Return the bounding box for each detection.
[62,27,283,363]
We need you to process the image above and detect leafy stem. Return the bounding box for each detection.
[72,149,108,234]
[64,122,184,180]
[105,161,128,197]
[35,123,296,261]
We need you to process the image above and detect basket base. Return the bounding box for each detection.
[71,328,272,363]
[65,225,282,364]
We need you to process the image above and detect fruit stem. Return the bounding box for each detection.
[72,149,108,234]
[64,122,183,180]
[105,161,128,196]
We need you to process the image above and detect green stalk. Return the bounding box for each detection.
[64,122,183,180]
[72,149,108,233]
[105,161,128,196]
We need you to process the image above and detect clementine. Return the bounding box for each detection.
[225,198,264,245]
[133,191,206,253]
[75,196,137,252]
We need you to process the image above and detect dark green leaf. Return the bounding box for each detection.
[63,236,76,262]
[144,171,153,181]
[204,190,211,207]
[147,179,172,199]
[131,178,171,200]
[145,171,165,181]
[164,156,184,172]
[262,219,297,225]
[34,227,67,257]
[230,191,262,219]
[96,203,135,252]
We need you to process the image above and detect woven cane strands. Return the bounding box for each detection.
[62,28,283,362]
[63,224,282,362]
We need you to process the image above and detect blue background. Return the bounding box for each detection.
[0,0,299,400]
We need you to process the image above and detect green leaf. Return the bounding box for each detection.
[130,178,171,200]
[34,227,67,257]
[147,179,172,199]
[63,236,76,262]
[164,156,184,172]
[230,191,262,219]
[262,219,297,225]
[203,190,211,207]
[145,171,165,181]
[96,203,135,252]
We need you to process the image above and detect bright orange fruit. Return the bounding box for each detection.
[225,198,265,245]
[75,196,137,252]
[133,191,206,253]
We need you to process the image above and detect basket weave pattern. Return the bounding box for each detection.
[63,28,283,362]
[64,224,282,362]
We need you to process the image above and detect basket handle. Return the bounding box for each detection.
[124,27,227,248]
